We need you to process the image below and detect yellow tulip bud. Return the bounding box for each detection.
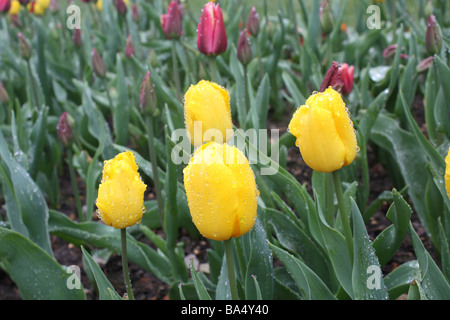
[8,0,21,16]
[96,0,102,11]
[96,151,147,229]
[184,80,233,147]
[183,142,259,240]
[445,147,450,200]
[288,87,358,173]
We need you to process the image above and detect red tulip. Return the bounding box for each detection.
[0,0,11,12]
[197,2,227,56]
[237,29,252,66]
[247,6,260,36]
[160,1,183,40]
[319,61,343,93]
[57,112,74,147]
[340,63,354,95]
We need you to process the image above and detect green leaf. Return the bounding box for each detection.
[48,210,173,284]
[113,54,129,146]
[0,227,85,300]
[384,260,420,300]
[0,130,53,256]
[269,243,336,300]
[351,199,388,300]
[409,222,450,299]
[372,189,412,266]
[81,246,122,300]
[190,259,212,300]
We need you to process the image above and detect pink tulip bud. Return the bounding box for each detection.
[125,34,135,58]
[237,29,252,66]
[319,61,343,93]
[417,56,434,73]
[340,63,354,95]
[247,6,260,36]
[426,14,442,55]
[197,2,227,56]
[0,0,11,12]
[57,112,74,147]
[160,1,183,40]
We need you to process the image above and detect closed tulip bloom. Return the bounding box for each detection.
[8,0,20,15]
[247,6,260,37]
[0,0,11,12]
[161,1,183,40]
[91,48,106,78]
[426,14,442,55]
[445,147,450,200]
[197,2,227,56]
[340,63,354,95]
[288,87,358,173]
[56,112,73,147]
[96,0,102,11]
[96,151,147,229]
[237,28,252,66]
[183,142,259,240]
[184,80,233,147]
[319,61,343,93]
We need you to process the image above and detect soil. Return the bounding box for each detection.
[0,95,439,300]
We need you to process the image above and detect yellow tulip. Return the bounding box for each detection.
[8,0,21,15]
[445,147,450,200]
[183,142,259,240]
[96,151,147,229]
[96,0,102,11]
[27,1,45,15]
[184,80,233,147]
[288,87,358,173]
[37,0,50,9]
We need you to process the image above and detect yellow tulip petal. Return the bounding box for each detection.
[445,146,450,200]
[96,151,147,229]
[183,142,258,240]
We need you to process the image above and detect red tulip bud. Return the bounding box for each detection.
[197,2,227,56]
[0,0,11,12]
[57,112,74,147]
[426,14,442,55]
[91,48,106,78]
[73,28,82,48]
[247,6,260,37]
[116,0,127,15]
[0,83,10,104]
[140,71,157,115]
[320,0,334,35]
[18,32,32,60]
[319,61,343,93]
[417,56,434,73]
[340,63,354,95]
[237,29,252,66]
[125,34,135,58]
[132,3,139,22]
[160,1,183,40]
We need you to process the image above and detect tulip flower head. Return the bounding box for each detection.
[445,147,450,200]
[288,87,358,173]
[183,142,259,241]
[57,112,73,147]
[319,61,343,93]
[184,80,233,147]
[96,151,147,229]
[125,34,135,58]
[197,2,227,56]
[8,0,20,15]
[237,28,252,66]
[340,63,354,95]
[426,14,442,55]
[0,0,11,12]
[247,6,260,37]
[161,1,183,40]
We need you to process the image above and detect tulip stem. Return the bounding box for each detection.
[121,228,135,300]
[331,170,353,263]
[66,148,84,222]
[209,56,219,84]
[172,40,182,101]
[146,116,164,227]
[224,239,239,300]
[26,60,40,110]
